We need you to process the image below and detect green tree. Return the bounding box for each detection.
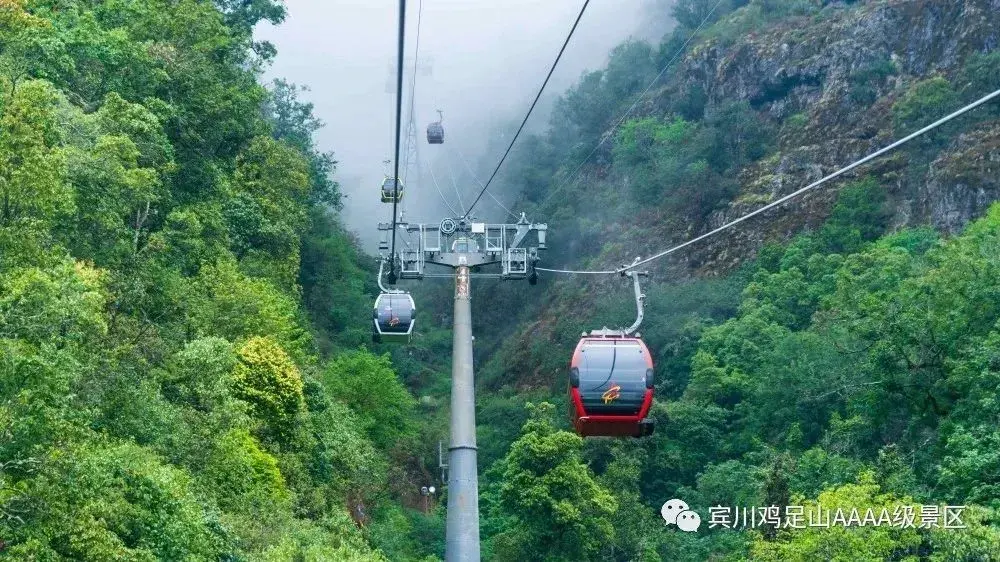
[232,335,305,439]
[751,472,1000,560]
[486,402,617,562]
[0,79,71,228]
[320,350,416,450]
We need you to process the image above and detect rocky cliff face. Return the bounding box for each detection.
[482,0,1000,388]
[644,0,1000,274]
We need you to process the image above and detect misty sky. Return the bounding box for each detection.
[256,1,672,248]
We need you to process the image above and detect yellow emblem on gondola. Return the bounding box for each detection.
[602,384,621,404]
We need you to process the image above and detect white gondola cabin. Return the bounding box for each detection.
[381,177,403,203]
[372,292,415,343]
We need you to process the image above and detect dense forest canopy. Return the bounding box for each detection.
[0,0,407,559]
[3,0,1000,560]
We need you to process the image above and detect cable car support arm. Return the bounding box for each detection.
[377,258,408,294]
[377,258,391,294]
[622,259,648,336]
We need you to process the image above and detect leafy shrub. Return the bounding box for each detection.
[0,260,108,346]
[320,350,416,450]
[848,58,897,105]
[183,258,312,360]
[6,441,226,560]
[232,336,305,437]
[891,76,959,135]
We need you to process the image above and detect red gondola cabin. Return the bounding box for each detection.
[568,334,654,438]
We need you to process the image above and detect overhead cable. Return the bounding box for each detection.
[388,0,407,263]
[444,153,468,215]
[401,0,424,182]
[454,145,518,220]
[543,87,1000,275]
[427,162,461,217]
[461,0,591,219]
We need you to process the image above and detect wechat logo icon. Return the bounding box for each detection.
[661,498,701,532]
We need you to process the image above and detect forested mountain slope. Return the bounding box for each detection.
[459,0,1000,559]
[6,0,1000,561]
[0,0,427,559]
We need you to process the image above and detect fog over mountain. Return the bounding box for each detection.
[256,0,673,248]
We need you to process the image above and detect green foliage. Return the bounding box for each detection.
[320,350,416,450]
[671,0,742,29]
[783,111,808,131]
[699,0,819,46]
[0,79,71,228]
[8,440,226,560]
[63,91,172,263]
[752,472,1000,560]
[659,202,1000,555]
[613,116,731,216]
[299,207,374,354]
[816,177,890,254]
[610,101,771,218]
[0,1,401,559]
[788,447,863,498]
[232,336,305,437]
[848,58,897,105]
[892,77,959,139]
[256,513,390,562]
[750,472,923,560]
[183,258,311,360]
[161,336,239,414]
[485,403,617,562]
[704,100,774,170]
[553,39,658,141]
[264,79,342,209]
[0,260,108,346]
[210,428,288,499]
[297,376,387,500]
[938,329,1000,509]
[695,459,764,507]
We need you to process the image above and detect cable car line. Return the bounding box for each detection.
[460,0,591,221]
[536,266,617,274]
[388,0,407,265]
[401,0,424,182]
[548,0,726,203]
[444,154,467,215]
[454,144,517,220]
[427,161,461,217]
[543,86,1000,276]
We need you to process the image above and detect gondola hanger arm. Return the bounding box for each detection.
[377,257,405,294]
[621,257,648,336]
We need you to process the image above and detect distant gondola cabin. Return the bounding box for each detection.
[568,336,654,437]
[381,177,403,203]
[372,293,415,344]
[427,121,444,144]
